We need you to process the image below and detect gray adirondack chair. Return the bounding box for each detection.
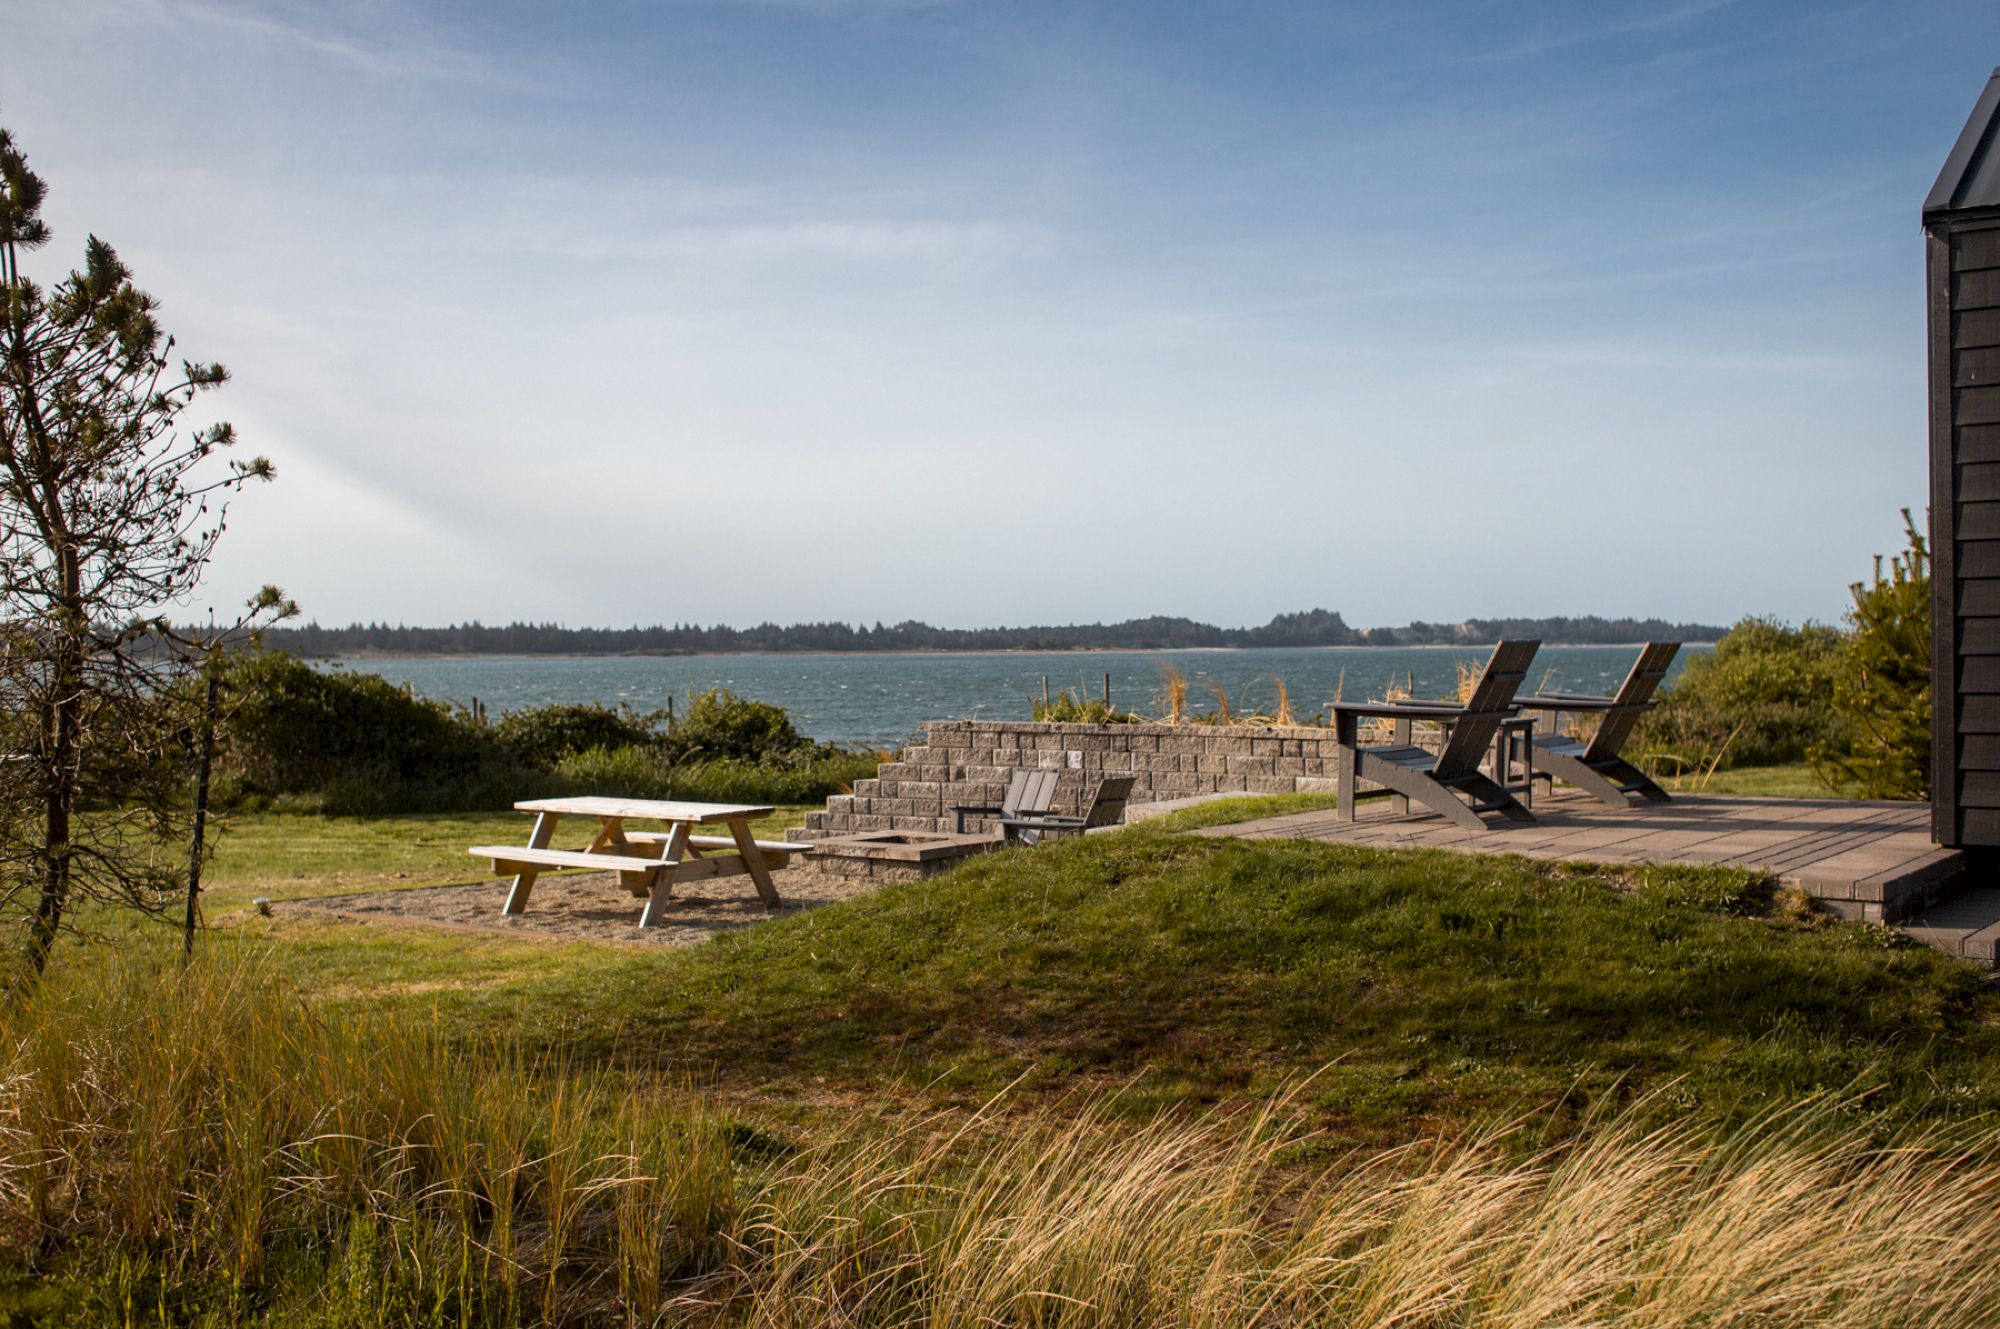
[953,768,1061,834]
[999,775,1137,844]
[1513,642,1680,806]
[1331,640,1541,831]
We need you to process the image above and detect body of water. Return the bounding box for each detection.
[328,645,1702,749]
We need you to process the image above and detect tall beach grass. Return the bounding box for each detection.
[2,948,1997,1326]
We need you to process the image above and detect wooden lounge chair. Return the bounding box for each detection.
[1331,640,1541,831]
[1513,642,1680,807]
[953,768,1060,834]
[998,775,1137,844]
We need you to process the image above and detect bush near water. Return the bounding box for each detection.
[1634,513,1933,797]
[218,651,881,814]
[1633,617,1852,771]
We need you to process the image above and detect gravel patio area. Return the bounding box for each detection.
[284,861,879,947]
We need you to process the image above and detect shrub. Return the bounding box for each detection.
[218,655,863,814]
[551,743,673,799]
[554,745,882,805]
[660,688,810,763]
[1033,689,1142,724]
[490,702,660,767]
[220,651,517,807]
[1813,511,1932,799]
[1636,618,1849,771]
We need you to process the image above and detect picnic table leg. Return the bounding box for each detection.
[639,822,689,929]
[503,811,559,915]
[584,816,626,853]
[729,818,782,907]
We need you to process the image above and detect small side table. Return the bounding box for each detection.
[1491,715,1537,810]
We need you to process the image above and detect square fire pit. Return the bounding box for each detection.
[807,830,998,882]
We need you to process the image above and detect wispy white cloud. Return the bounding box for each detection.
[389,173,1056,271]
[1499,339,1876,379]
[658,0,965,12]
[504,217,1051,269]
[1467,0,1744,63]
[108,0,508,84]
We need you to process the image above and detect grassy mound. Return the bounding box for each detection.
[260,826,2000,1137]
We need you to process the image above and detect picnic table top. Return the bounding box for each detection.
[514,796,776,824]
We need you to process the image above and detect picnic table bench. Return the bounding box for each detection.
[469,796,795,928]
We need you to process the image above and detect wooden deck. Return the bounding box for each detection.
[1191,792,1964,924]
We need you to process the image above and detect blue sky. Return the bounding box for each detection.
[3,0,1995,630]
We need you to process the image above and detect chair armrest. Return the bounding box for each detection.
[998,812,1085,826]
[1331,701,1473,720]
[952,803,1005,834]
[1515,696,1656,714]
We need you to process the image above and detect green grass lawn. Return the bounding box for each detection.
[200,806,808,907]
[172,760,1988,1144]
[20,834,2000,1327]
[1689,761,1832,797]
[10,765,1986,1324]
[205,812,2000,1143]
[199,763,1837,909]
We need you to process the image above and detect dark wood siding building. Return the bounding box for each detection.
[1929,69,2000,847]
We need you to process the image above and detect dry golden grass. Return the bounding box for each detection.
[3,949,1996,1325]
[1454,659,1481,703]
[1159,664,1190,724]
[1207,680,1234,725]
[1271,675,1296,726]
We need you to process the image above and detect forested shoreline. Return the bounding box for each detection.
[266,609,1729,657]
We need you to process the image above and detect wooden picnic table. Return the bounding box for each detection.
[468,796,794,928]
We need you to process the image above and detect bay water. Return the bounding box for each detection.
[330,645,1701,749]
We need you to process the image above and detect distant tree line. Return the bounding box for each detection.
[260,608,1728,658]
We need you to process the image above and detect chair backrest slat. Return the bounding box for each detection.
[1584,642,1680,760]
[1435,640,1539,776]
[1001,769,1061,817]
[1000,768,1048,820]
[1082,776,1137,829]
[998,770,1035,815]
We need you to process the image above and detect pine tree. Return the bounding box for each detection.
[0,126,293,976]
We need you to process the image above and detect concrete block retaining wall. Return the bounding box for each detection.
[791,719,1351,840]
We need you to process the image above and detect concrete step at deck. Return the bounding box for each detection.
[1898,888,2000,967]
[1802,845,1965,923]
